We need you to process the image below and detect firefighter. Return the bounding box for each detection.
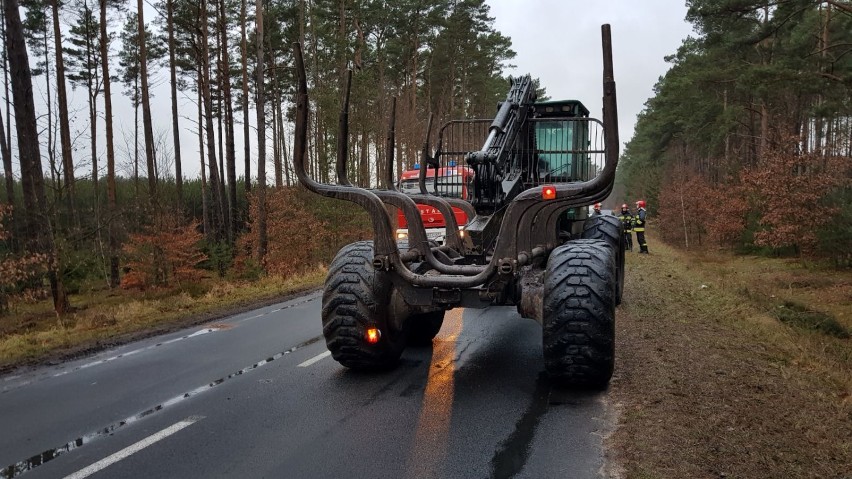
[592,203,602,216]
[634,200,649,254]
[619,203,633,252]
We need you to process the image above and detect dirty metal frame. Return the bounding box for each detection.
[293,24,619,310]
[413,113,476,252]
[383,102,473,256]
[330,72,478,276]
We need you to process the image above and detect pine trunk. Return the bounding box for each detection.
[5,0,68,313]
[0,109,12,208]
[282,125,290,186]
[240,0,250,192]
[138,0,157,206]
[51,0,77,225]
[759,101,769,160]
[272,85,282,187]
[215,32,226,233]
[201,0,226,241]
[255,0,267,263]
[219,0,237,242]
[198,81,210,237]
[360,128,368,187]
[42,27,57,205]
[85,4,98,208]
[134,98,139,195]
[99,0,118,287]
[167,0,183,206]
[276,96,288,186]
[0,3,8,156]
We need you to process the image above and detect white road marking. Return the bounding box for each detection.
[186,328,216,338]
[8,295,322,393]
[240,313,265,322]
[298,350,331,367]
[52,328,220,378]
[236,295,319,323]
[63,416,202,479]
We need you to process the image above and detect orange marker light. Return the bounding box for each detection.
[542,185,556,200]
[365,327,382,344]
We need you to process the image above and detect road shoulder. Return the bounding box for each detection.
[608,241,850,478]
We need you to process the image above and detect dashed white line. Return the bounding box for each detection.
[298,350,331,367]
[63,416,203,479]
[52,328,220,378]
[240,313,265,322]
[6,295,322,394]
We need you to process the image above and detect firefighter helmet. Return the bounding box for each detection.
[636,200,646,208]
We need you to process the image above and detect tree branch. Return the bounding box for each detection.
[825,0,852,14]
[818,71,850,83]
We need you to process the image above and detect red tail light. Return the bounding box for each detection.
[542,185,556,200]
[365,327,381,344]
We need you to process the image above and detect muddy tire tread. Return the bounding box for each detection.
[581,215,625,305]
[321,241,404,370]
[543,239,616,388]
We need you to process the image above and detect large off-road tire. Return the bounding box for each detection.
[405,310,445,346]
[581,215,625,305]
[321,241,405,370]
[542,239,616,388]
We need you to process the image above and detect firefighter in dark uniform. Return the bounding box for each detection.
[634,200,649,254]
[619,203,633,252]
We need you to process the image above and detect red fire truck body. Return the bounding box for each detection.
[396,165,474,244]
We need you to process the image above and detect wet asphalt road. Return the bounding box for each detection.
[0,292,612,479]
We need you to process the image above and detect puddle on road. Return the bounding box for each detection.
[0,335,323,479]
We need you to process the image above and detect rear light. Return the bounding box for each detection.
[542,185,556,200]
[458,230,465,239]
[396,231,408,240]
[365,327,381,344]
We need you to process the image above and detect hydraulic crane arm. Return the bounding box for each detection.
[465,75,536,215]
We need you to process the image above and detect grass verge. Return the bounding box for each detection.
[608,234,851,478]
[0,268,326,373]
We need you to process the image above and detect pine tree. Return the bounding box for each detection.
[99,0,125,288]
[65,1,102,202]
[165,0,184,205]
[5,0,68,313]
[117,12,165,199]
[137,0,158,206]
[50,0,77,224]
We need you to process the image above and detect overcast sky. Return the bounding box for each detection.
[32,1,695,182]
[487,0,695,154]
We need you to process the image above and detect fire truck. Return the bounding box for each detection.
[395,162,474,245]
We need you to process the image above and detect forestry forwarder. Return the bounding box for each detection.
[293,25,625,388]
